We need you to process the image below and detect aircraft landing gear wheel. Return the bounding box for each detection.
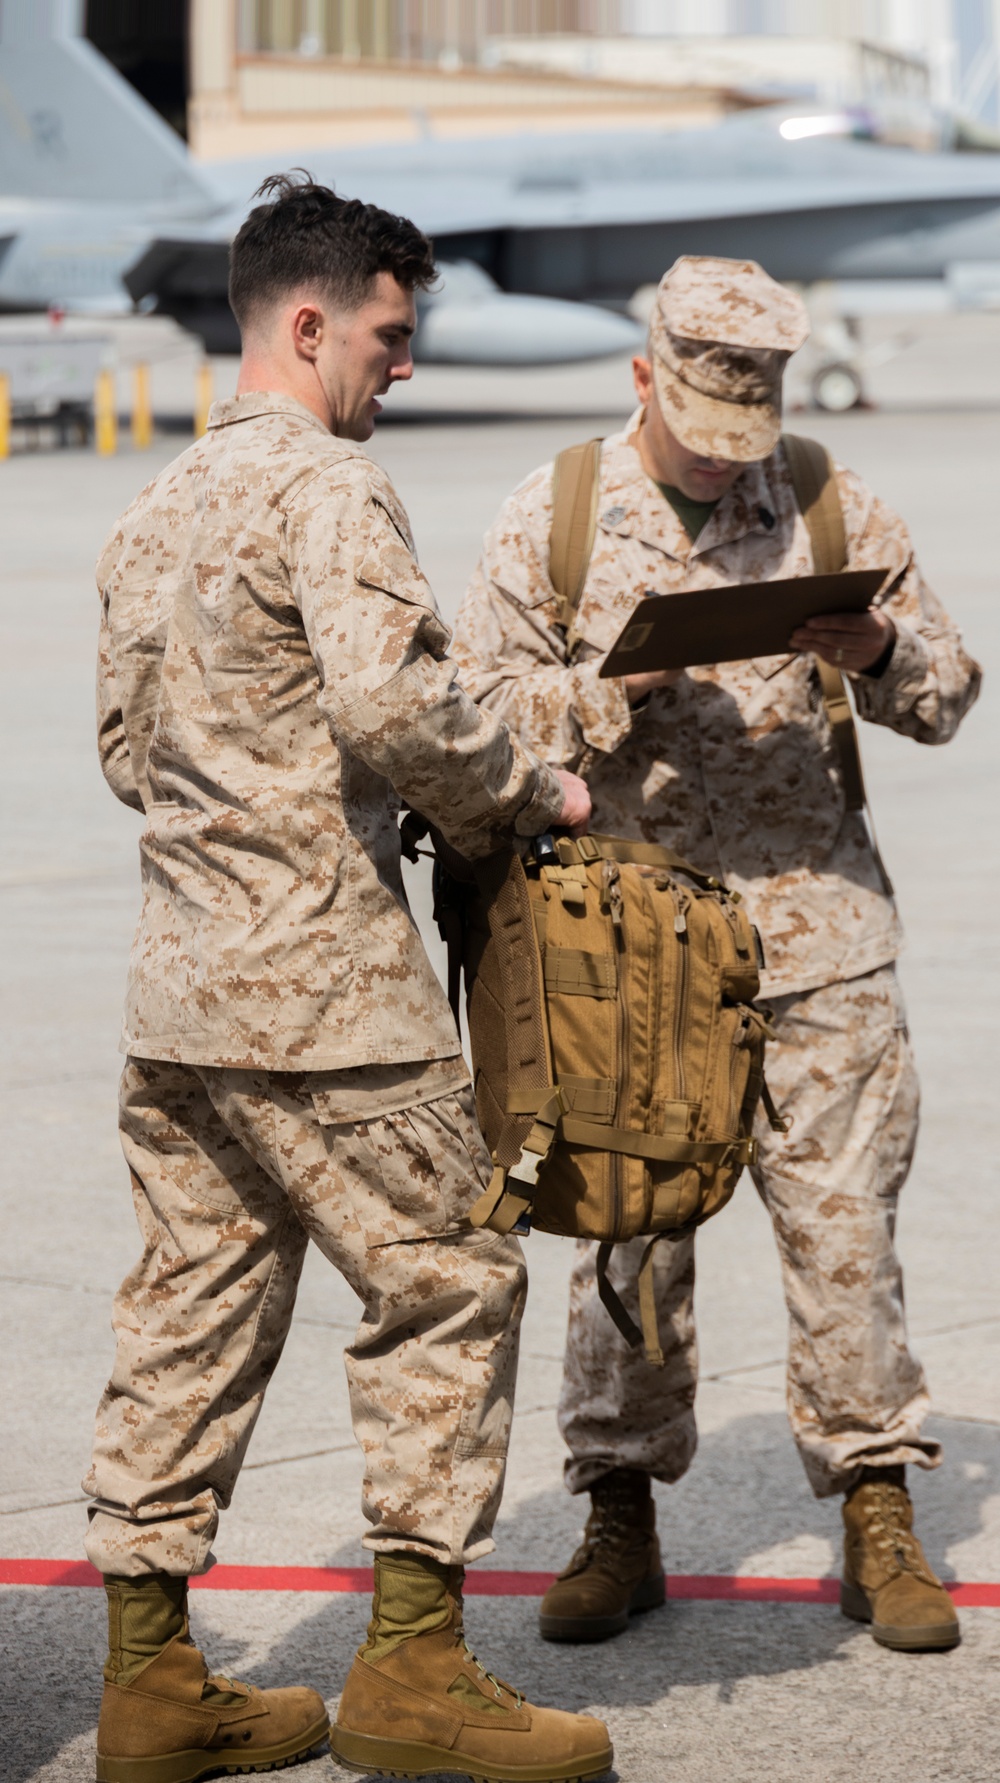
[811,362,863,412]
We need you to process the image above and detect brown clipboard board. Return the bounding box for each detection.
[598,569,889,676]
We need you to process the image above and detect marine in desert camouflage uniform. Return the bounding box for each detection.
[85,174,611,1783]
[451,255,981,1655]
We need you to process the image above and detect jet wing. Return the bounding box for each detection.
[129,114,1000,338]
[213,114,1000,236]
[124,238,232,305]
[204,120,1000,296]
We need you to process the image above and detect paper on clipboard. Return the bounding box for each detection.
[598,569,889,677]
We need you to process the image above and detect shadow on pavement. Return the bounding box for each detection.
[3,1408,995,1782]
[489,1405,997,1587]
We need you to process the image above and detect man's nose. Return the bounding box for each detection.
[391,349,414,383]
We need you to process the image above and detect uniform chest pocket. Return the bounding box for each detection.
[314,1088,493,1248]
[752,652,797,680]
[570,576,660,661]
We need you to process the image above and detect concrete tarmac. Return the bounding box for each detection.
[1,323,998,1781]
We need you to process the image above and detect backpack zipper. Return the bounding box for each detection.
[671,887,690,1101]
[610,874,631,1239]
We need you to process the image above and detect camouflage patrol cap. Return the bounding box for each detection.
[649,256,810,462]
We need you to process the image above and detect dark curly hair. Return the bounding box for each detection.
[228,170,436,332]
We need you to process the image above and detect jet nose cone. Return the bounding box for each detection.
[415,294,643,365]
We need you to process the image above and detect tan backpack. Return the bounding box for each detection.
[438,829,781,1363]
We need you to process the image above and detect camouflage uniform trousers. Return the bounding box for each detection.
[559,964,943,1500]
[84,1058,525,1577]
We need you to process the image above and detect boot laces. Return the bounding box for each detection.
[203,1665,252,1704]
[569,1489,642,1573]
[458,1633,522,1710]
[860,1485,936,1586]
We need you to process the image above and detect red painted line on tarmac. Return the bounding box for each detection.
[668,1575,840,1604]
[1,1559,997,1606]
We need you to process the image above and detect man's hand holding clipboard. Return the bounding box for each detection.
[600,567,894,690]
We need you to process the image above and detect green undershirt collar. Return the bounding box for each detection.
[656,481,720,542]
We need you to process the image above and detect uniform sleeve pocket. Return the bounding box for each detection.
[355,499,435,609]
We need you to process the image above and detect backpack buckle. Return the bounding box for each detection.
[508,1149,542,1188]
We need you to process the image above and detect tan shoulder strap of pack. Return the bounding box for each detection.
[783,434,866,812]
[549,437,603,634]
[783,433,892,893]
[466,849,561,1237]
[782,433,847,576]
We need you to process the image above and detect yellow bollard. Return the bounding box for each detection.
[194,360,213,438]
[132,362,153,450]
[0,374,10,460]
[94,367,117,457]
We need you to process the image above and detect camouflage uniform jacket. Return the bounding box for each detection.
[452,410,981,996]
[97,392,564,1069]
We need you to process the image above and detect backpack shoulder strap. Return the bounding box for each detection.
[465,850,563,1237]
[549,437,603,636]
[782,432,847,576]
[782,433,893,893]
[782,433,864,812]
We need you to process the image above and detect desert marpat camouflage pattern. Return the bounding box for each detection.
[452,415,979,1496]
[451,412,981,1000]
[559,966,936,1497]
[87,392,561,1573]
[85,1058,525,1574]
[649,256,810,461]
[97,392,564,1070]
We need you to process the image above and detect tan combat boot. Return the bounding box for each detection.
[96,1574,329,1782]
[332,1552,613,1782]
[840,1468,961,1652]
[539,1468,665,1643]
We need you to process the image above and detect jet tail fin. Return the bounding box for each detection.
[0,0,212,207]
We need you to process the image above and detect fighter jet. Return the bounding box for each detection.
[0,0,639,364]
[5,0,1000,374]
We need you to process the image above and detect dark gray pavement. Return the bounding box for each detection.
[1,322,998,1781]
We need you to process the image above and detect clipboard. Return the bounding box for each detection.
[598,569,889,677]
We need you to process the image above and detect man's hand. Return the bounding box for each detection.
[553,769,592,838]
[623,667,684,706]
[790,608,895,675]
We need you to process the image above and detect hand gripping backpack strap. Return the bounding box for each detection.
[549,437,603,649]
[782,433,893,895]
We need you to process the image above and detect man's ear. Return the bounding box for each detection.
[291,301,323,362]
[633,355,653,404]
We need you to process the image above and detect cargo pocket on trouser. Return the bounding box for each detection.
[874,978,920,1202]
[311,1086,497,1249]
[311,1087,524,1564]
